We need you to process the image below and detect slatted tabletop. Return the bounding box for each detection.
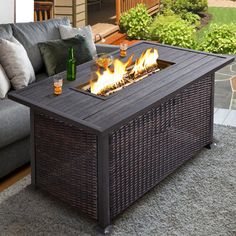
[9,42,234,134]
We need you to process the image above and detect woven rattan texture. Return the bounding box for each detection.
[109,74,214,219]
[34,114,98,219]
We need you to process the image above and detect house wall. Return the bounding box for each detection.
[16,0,34,23]
[54,0,87,27]
[0,0,15,23]
[0,0,34,24]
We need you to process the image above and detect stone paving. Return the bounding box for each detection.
[215,58,236,110]
[208,0,236,8]
[207,0,236,110]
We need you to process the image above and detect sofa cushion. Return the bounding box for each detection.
[59,25,97,56]
[0,24,12,40]
[0,99,30,149]
[38,35,93,76]
[0,37,35,90]
[12,18,70,73]
[0,137,30,179]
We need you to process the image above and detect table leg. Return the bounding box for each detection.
[97,133,112,233]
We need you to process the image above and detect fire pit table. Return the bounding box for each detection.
[9,42,234,233]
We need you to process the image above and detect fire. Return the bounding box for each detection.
[131,48,159,77]
[90,55,133,95]
[90,48,159,95]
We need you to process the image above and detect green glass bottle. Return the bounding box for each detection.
[67,47,76,81]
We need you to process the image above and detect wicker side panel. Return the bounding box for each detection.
[34,114,98,219]
[109,74,214,219]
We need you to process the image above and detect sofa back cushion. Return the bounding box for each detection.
[12,18,70,73]
[0,24,13,40]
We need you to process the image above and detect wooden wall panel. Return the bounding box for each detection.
[55,0,73,6]
[54,0,86,27]
[54,7,73,15]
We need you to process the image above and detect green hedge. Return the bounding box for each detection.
[119,3,236,54]
[162,0,208,14]
[199,24,236,54]
[150,15,196,49]
[119,4,152,40]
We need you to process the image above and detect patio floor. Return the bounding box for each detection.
[88,2,118,39]
[214,108,236,127]
[214,57,236,127]
[215,58,236,110]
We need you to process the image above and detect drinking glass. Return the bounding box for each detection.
[120,42,128,58]
[53,77,63,95]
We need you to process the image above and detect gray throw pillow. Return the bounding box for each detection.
[38,35,93,76]
[59,25,97,56]
[0,65,11,99]
[0,38,36,90]
[12,18,70,73]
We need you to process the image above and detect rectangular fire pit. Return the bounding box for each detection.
[9,42,234,233]
[73,58,174,100]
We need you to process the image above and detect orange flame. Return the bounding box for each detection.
[90,48,159,95]
[131,48,159,77]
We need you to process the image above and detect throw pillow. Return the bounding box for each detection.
[59,25,96,56]
[0,65,11,99]
[0,37,36,90]
[38,35,93,76]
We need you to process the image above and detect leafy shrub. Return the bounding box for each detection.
[150,15,196,49]
[161,0,175,11]
[176,0,208,14]
[180,12,201,28]
[162,0,208,14]
[161,4,201,28]
[161,8,176,16]
[199,24,236,54]
[119,4,152,40]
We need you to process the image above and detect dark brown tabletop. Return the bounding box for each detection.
[9,42,234,134]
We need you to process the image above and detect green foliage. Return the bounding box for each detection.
[150,15,196,49]
[119,3,236,54]
[119,4,152,40]
[161,5,201,27]
[162,0,208,14]
[199,24,236,54]
[197,7,236,43]
[161,8,176,16]
[180,12,201,27]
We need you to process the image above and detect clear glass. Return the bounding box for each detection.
[53,77,63,95]
[93,53,114,69]
[120,42,128,57]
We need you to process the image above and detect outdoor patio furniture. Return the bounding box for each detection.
[9,41,234,233]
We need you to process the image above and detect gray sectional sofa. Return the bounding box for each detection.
[0,18,119,178]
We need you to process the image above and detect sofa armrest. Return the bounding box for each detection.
[95,44,119,54]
